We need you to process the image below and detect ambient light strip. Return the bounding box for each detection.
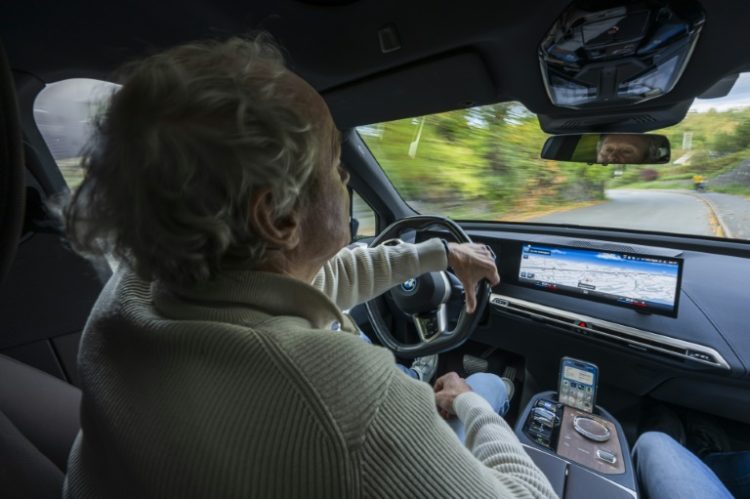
[490,293,730,370]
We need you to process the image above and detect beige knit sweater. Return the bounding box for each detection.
[64,238,556,499]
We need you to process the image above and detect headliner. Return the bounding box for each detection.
[3,0,750,131]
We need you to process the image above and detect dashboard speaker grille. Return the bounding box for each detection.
[568,240,635,253]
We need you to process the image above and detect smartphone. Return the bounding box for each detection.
[558,357,598,413]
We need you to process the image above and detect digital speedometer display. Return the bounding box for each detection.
[518,243,682,316]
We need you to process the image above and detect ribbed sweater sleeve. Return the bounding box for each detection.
[360,371,558,499]
[454,392,558,497]
[312,238,447,310]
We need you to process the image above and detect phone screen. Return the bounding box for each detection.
[559,358,598,412]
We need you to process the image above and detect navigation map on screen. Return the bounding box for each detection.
[518,244,681,314]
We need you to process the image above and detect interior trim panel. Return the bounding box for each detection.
[490,293,730,370]
[455,228,750,379]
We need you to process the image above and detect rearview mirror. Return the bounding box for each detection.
[541,134,670,165]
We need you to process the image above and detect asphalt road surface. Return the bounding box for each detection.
[702,192,750,240]
[529,189,718,237]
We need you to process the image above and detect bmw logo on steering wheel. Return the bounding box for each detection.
[400,278,418,293]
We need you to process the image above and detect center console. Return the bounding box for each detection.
[514,391,638,498]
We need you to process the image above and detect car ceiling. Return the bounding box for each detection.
[4,0,750,131]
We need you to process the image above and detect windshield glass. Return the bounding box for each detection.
[358,72,750,240]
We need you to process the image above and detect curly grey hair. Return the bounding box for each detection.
[64,36,322,286]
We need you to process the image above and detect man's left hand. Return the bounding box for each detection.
[434,371,472,419]
[447,242,500,313]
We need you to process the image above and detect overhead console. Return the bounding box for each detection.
[539,0,705,109]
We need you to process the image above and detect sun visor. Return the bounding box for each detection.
[323,51,496,129]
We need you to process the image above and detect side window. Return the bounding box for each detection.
[351,191,377,240]
[33,78,121,189]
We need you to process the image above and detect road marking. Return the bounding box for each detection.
[646,189,732,238]
[620,189,725,238]
[685,192,734,238]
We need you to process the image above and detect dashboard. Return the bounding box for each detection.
[459,230,750,424]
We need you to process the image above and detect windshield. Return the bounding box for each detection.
[358,73,750,240]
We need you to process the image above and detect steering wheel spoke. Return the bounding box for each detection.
[411,304,449,342]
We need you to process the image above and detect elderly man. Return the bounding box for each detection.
[596,133,652,164]
[62,37,556,498]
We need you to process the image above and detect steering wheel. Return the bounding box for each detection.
[364,216,490,359]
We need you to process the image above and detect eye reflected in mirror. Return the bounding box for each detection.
[541,133,671,165]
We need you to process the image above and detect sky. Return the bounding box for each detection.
[689,72,750,112]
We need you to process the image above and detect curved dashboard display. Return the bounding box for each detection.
[517,243,683,317]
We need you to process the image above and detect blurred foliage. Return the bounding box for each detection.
[640,169,659,181]
[359,103,610,220]
[359,103,750,220]
[712,183,750,198]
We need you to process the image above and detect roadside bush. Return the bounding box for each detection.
[673,148,750,176]
[660,172,695,180]
[640,169,659,181]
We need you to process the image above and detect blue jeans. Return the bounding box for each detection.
[633,432,750,499]
[395,363,419,379]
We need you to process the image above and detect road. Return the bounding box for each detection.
[529,189,720,237]
[702,192,750,240]
[381,189,750,240]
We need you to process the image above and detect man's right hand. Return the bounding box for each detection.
[434,372,472,419]
[446,242,500,314]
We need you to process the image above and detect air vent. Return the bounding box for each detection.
[490,294,730,370]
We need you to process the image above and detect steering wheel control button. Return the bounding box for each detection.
[596,449,618,465]
[414,313,441,340]
[573,416,611,442]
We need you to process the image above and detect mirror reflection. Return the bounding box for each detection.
[542,134,671,164]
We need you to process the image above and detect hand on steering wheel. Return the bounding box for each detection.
[365,216,498,358]
[446,242,500,313]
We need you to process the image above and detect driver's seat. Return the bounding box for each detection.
[0,354,81,498]
[0,39,82,498]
